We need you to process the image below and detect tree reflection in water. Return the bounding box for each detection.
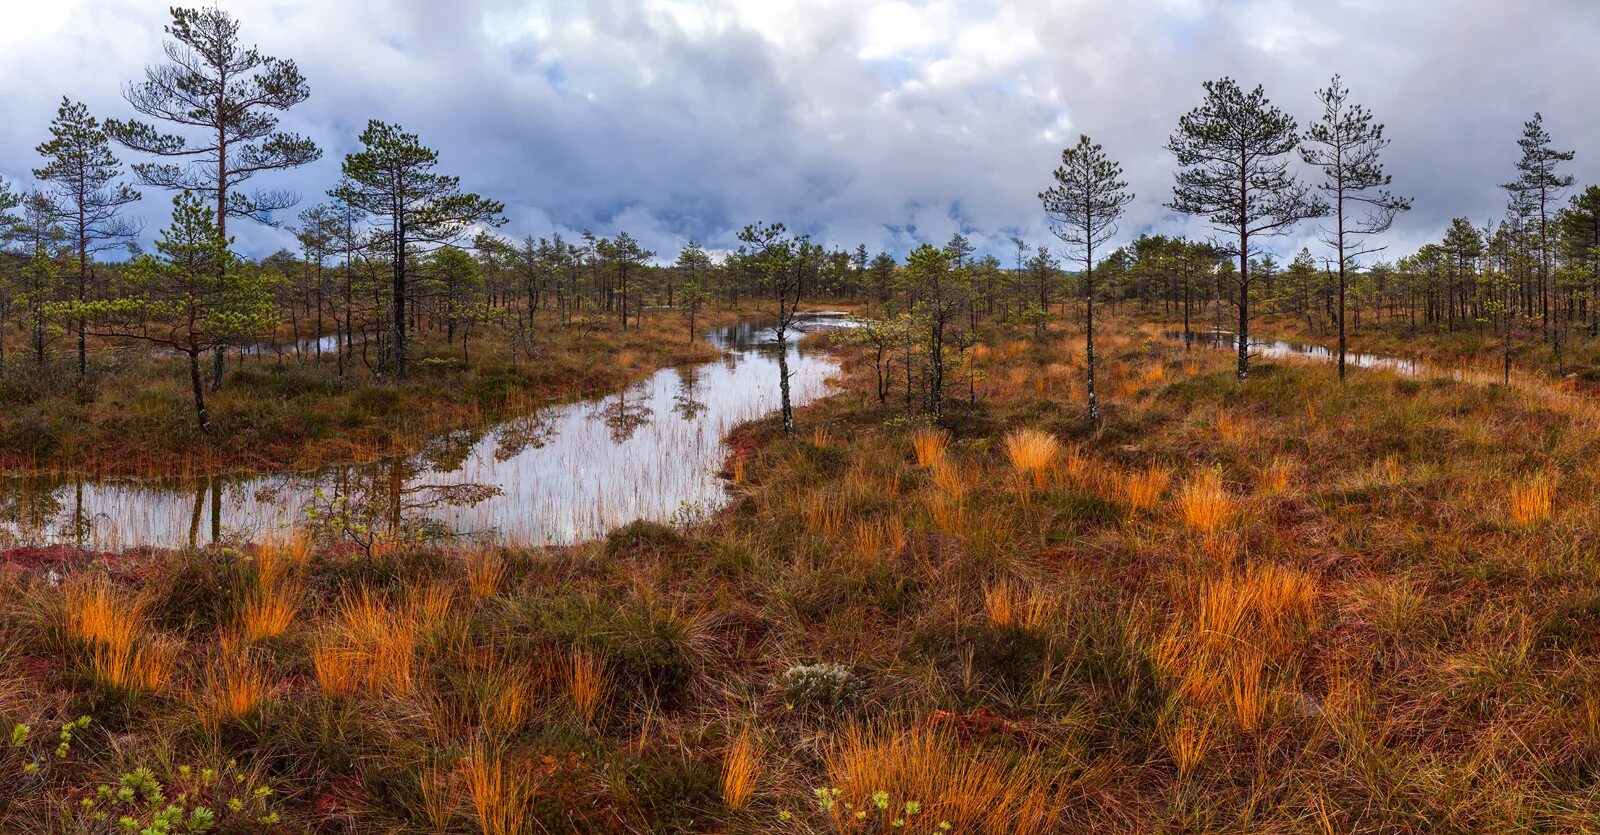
[596,387,653,443]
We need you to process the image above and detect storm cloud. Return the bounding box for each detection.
[2,0,1597,263]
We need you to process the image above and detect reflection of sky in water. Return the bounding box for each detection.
[0,313,852,550]
[1167,330,1424,376]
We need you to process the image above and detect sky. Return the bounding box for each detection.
[1,0,1597,265]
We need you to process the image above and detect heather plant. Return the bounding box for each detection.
[780,662,867,714]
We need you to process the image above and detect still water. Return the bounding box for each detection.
[0,313,853,550]
[1166,329,1426,376]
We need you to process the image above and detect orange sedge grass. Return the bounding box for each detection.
[1509,474,1553,526]
[460,741,533,835]
[1256,456,1295,496]
[983,580,1052,629]
[1123,465,1172,512]
[911,427,948,468]
[567,648,608,725]
[240,582,298,642]
[194,652,270,727]
[721,729,763,810]
[1177,468,1234,535]
[825,723,1061,834]
[465,550,506,600]
[64,575,146,651]
[92,639,175,694]
[1003,428,1060,489]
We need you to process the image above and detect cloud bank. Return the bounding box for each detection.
[2,0,1597,264]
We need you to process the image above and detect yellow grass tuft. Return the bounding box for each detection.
[1256,456,1295,497]
[721,729,763,811]
[1177,468,1234,535]
[566,648,608,726]
[465,550,506,601]
[930,458,969,500]
[1141,362,1168,387]
[1003,428,1061,488]
[466,647,536,734]
[1509,474,1553,526]
[410,580,456,625]
[313,588,421,696]
[983,580,1053,629]
[1123,465,1172,512]
[803,492,846,537]
[1163,716,1212,779]
[928,495,970,538]
[825,724,1061,834]
[1214,412,1245,443]
[911,427,948,468]
[92,639,175,694]
[255,531,312,586]
[419,766,456,834]
[310,643,362,698]
[240,582,298,642]
[194,652,271,727]
[460,741,533,835]
[1381,454,1404,485]
[1156,563,1320,731]
[64,576,146,652]
[849,516,907,564]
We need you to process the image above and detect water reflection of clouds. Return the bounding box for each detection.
[0,313,853,550]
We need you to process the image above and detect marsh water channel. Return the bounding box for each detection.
[1167,329,1433,377]
[0,312,854,550]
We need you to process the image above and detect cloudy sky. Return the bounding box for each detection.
[2,0,1597,264]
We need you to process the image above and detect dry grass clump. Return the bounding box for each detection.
[1508,473,1553,526]
[240,582,298,642]
[466,550,507,600]
[1003,428,1060,488]
[465,646,536,734]
[721,729,763,811]
[929,458,969,500]
[312,588,421,696]
[982,580,1053,629]
[566,648,608,726]
[927,493,970,538]
[824,724,1060,833]
[804,492,846,537]
[193,651,271,727]
[92,640,176,694]
[255,532,312,585]
[911,427,948,468]
[63,575,146,651]
[1214,412,1245,443]
[1176,468,1234,535]
[849,516,907,565]
[1256,456,1296,496]
[1381,454,1405,485]
[460,741,535,835]
[63,575,175,693]
[1156,563,1321,731]
[1162,715,1213,779]
[1141,362,1169,387]
[1123,464,1172,512]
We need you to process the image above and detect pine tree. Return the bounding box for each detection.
[1041,134,1134,423]
[34,97,143,376]
[332,121,504,379]
[1300,75,1411,380]
[1501,113,1575,364]
[1167,78,1328,379]
[70,193,275,431]
[106,6,320,389]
